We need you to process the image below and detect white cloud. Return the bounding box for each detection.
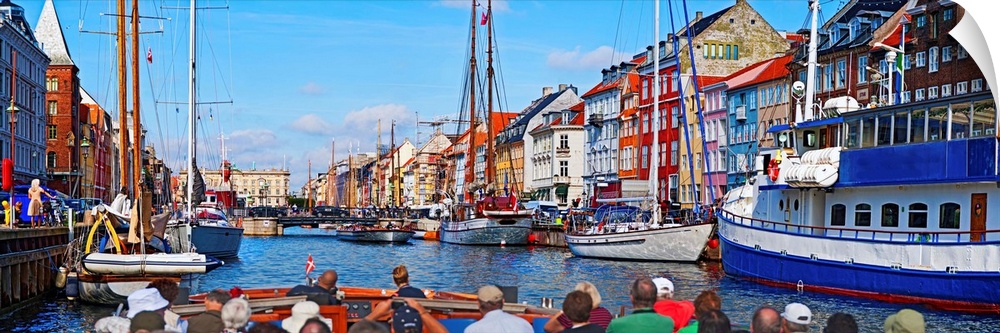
[228,128,279,150]
[546,46,629,71]
[288,114,336,136]
[438,0,510,12]
[342,104,416,134]
[299,82,325,95]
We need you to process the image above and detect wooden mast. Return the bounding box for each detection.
[465,0,477,203]
[131,0,142,195]
[117,0,129,194]
[390,120,396,206]
[330,138,337,207]
[485,0,495,191]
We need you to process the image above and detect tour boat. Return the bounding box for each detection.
[719,0,1000,313]
[336,224,414,243]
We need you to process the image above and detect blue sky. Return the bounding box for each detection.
[24,0,820,191]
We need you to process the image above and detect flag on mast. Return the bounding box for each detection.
[480,12,488,25]
[305,254,315,277]
[146,48,153,64]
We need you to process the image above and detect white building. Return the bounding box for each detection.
[528,104,586,208]
[1,0,49,183]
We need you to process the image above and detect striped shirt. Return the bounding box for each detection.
[557,306,614,329]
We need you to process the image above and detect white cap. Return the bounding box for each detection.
[781,302,812,325]
[126,288,169,318]
[651,277,674,295]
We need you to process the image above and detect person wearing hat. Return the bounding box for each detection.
[780,303,812,333]
[94,287,171,333]
[282,301,333,333]
[189,289,232,333]
[363,297,447,333]
[651,277,694,333]
[606,278,674,333]
[883,309,924,333]
[465,285,533,333]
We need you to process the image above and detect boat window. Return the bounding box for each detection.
[845,119,860,148]
[927,106,948,141]
[951,102,972,139]
[793,199,800,211]
[908,203,928,228]
[855,204,872,227]
[831,204,846,226]
[803,131,816,148]
[893,111,909,144]
[861,115,876,147]
[819,128,828,147]
[910,108,926,142]
[876,113,892,146]
[779,199,784,211]
[939,203,961,229]
[972,99,996,138]
[880,203,899,227]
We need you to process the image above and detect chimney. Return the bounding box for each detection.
[696,11,703,21]
[558,84,568,92]
[543,86,553,96]
[667,33,674,43]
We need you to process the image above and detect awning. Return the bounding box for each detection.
[555,185,569,197]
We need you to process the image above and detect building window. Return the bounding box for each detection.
[958,46,968,59]
[929,47,939,73]
[928,86,938,99]
[641,146,648,168]
[957,81,968,94]
[944,8,954,21]
[733,45,739,60]
[47,152,56,168]
[850,18,861,41]
[942,46,952,62]
[836,58,847,89]
[47,125,56,139]
[915,88,925,101]
[939,203,961,229]
[857,56,868,84]
[726,45,732,60]
[559,134,568,149]
[48,101,57,115]
[671,140,678,166]
[909,203,928,228]
[916,52,926,67]
[703,44,709,58]
[559,161,568,177]
[710,44,716,59]
[881,203,899,227]
[855,204,872,227]
[915,14,926,28]
[972,79,984,92]
[941,84,952,97]
[671,106,679,129]
[46,77,58,91]
[903,54,911,70]
[824,64,833,90]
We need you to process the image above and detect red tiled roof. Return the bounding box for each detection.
[569,112,584,125]
[631,55,647,65]
[490,112,518,134]
[581,80,618,98]
[402,157,415,167]
[784,33,806,43]
[569,101,585,112]
[728,54,793,90]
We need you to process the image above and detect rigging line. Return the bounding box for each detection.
[226,0,236,112]
[610,0,625,67]
[679,0,716,206]
[630,0,645,63]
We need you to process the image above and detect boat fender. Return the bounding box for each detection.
[527,233,537,244]
[767,159,780,182]
[54,266,68,288]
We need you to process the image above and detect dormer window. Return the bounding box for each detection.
[849,18,861,41]
[829,28,839,42]
[871,16,883,28]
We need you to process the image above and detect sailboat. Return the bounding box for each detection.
[439,0,534,246]
[64,0,222,305]
[166,0,244,259]
[564,0,713,262]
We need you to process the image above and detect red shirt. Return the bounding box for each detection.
[556,306,614,329]
[653,299,695,333]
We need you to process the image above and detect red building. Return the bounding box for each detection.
[81,89,113,201]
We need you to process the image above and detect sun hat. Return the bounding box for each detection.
[281,301,323,333]
[884,309,925,333]
[126,288,169,318]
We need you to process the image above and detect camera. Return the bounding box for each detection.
[391,299,406,310]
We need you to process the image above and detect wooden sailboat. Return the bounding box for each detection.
[439,0,533,246]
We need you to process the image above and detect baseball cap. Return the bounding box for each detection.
[781,302,812,325]
[126,288,170,318]
[884,309,925,333]
[652,277,674,295]
[477,285,504,303]
[392,304,423,332]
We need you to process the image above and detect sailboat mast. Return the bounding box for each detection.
[117,0,128,194]
[391,120,396,206]
[131,0,142,194]
[466,0,477,202]
[330,138,336,207]
[804,0,820,121]
[307,160,312,209]
[186,0,197,217]
[485,0,495,185]
[650,0,661,225]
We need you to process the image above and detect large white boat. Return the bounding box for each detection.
[719,0,1000,313]
[440,202,533,245]
[566,205,713,261]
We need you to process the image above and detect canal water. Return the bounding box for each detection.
[1,227,996,332]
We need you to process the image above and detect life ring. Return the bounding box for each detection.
[767,159,780,182]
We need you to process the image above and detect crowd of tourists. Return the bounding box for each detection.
[93,272,928,333]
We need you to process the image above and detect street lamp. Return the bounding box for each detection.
[81,137,91,198]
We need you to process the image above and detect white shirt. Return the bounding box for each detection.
[465,309,534,333]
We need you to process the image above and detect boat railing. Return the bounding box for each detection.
[719,209,998,244]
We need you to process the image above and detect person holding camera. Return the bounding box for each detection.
[287,270,343,306]
[363,298,447,333]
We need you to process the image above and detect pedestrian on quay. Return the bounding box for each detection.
[188,289,231,333]
[391,265,426,298]
[559,290,605,333]
[822,312,858,333]
[27,179,55,228]
[750,306,781,333]
[544,281,613,333]
[222,297,252,333]
[883,309,924,333]
[287,269,342,305]
[780,303,812,333]
[147,278,187,332]
[652,277,695,332]
[678,290,722,333]
[606,278,674,333]
[465,285,534,333]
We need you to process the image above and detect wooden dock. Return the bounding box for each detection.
[0,226,84,311]
[529,224,566,247]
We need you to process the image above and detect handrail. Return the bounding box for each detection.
[719,209,996,243]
